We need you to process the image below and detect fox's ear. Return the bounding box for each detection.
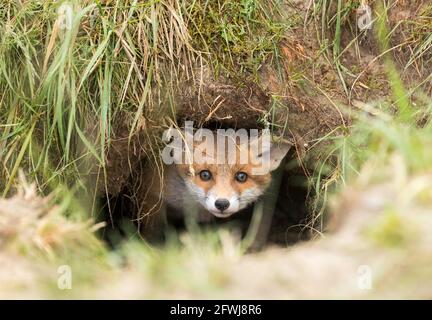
[162,127,195,164]
[267,142,292,171]
[249,133,292,173]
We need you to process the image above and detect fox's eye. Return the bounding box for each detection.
[235,171,248,183]
[199,170,212,181]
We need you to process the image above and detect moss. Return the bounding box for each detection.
[364,208,418,248]
[186,0,296,77]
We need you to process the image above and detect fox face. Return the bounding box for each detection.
[179,163,272,217]
[171,133,291,218]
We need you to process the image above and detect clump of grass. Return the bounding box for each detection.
[308,0,362,96]
[186,0,294,76]
[404,4,432,73]
[338,0,430,182]
[0,0,203,194]
[306,0,432,229]
[0,172,105,259]
[0,177,242,298]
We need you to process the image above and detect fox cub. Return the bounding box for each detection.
[137,129,291,239]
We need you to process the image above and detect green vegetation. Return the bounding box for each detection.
[187,0,295,75]
[1,0,432,298]
[0,0,293,198]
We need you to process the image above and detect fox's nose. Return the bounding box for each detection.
[215,198,230,211]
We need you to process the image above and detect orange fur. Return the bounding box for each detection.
[137,132,290,240]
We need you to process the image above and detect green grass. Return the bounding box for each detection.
[304,0,432,230]
[186,0,295,76]
[0,0,292,199]
[1,0,432,299]
[404,4,432,72]
[308,0,361,97]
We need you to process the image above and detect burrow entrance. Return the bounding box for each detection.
[98,146,314,249]
[93,76,343,249]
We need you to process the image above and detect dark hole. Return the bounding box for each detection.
[193,119,266,131]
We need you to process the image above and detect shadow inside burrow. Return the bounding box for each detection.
[96,144,314,251]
